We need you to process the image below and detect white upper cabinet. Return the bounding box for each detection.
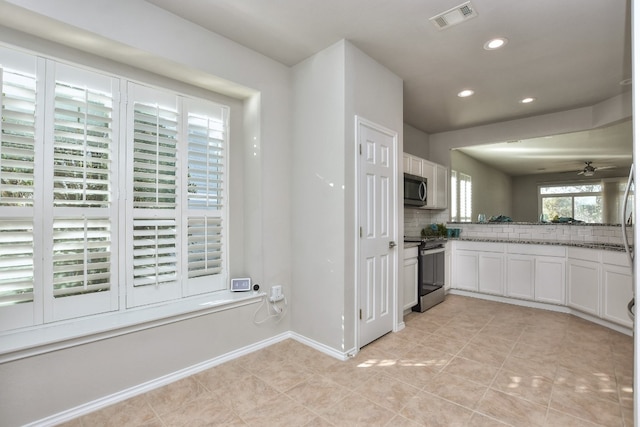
[403,153,448,210]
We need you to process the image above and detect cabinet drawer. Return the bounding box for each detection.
[568,247,600,262]
[507,244,565,257]
[455,241,504,253]
[602,250,631,267]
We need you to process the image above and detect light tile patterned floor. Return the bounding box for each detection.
[61,295,634,426]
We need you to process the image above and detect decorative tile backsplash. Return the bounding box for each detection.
[404,207,449,236]
[449,223,633,246]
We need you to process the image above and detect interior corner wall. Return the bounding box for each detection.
[290,41,347,351]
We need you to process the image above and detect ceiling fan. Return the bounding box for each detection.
[577,161,615,176]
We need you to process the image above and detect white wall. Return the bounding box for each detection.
[450,150,512,220]
[290,40,403,353]
[0,2,293,426]
[290,41,347,351]
[403,123,429,159]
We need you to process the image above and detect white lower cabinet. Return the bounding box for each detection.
[567,249,601,316]
[479,252,504,295]
[450,242,631,331]
[453,250,478,291]
[534,256,565,305]
[403,246,419,311]
[506,255,534,299]
[601,252,633,328]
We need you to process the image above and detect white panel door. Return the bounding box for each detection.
[358,118,397,347]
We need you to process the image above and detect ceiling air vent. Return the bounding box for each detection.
[429,1,478,30]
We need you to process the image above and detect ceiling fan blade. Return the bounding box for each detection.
[577,171,584,175]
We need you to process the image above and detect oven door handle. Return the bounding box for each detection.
[420,247,445,256]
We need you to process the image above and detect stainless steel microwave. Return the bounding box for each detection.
[404,173,428,207]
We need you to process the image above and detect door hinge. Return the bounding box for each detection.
[359,309,362,320]
[359,227,362,238]
[359,144,362,155]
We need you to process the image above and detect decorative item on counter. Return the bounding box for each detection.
[421,223,448,238]
[447,228,461,238]
[539,214,547,223]
[550,216,584,224]
[489,215,512,222]
[477,213,486,223]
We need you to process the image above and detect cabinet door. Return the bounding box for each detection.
[403,256,419,310]
[479,252,504,295]
[535,256,565,305]
[506,255,534,300]
[435,164,448,209]
[601,263,633,328]
[409,155,423,176]
[567,259,600,316]
[444,245,452,291]
[453,251,478,291]
[402,153,411,173]
[422,160,436,208]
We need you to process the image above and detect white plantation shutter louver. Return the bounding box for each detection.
[133,102,178,209]
[187,216,222,278]
[132,219,177,288]
[187,114,224,209]
[0,68,36,207]
[0,219,33,306]
[53,82,112,207]
[52,218,111,297]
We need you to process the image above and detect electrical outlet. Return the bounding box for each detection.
[269,285,283,302]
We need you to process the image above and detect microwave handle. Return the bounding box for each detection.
[419,181,427,202]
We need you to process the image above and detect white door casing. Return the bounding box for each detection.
[357,117,397,348]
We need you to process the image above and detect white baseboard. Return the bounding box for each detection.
[447,289,633,336]
[27,332,293,427]
[288,331,354,360]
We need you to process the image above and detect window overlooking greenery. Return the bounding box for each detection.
[0,46,229,333]
[539,183,603,223]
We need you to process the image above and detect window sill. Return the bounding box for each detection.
[0,290,266,363]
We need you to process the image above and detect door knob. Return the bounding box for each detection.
[389,241,397,248]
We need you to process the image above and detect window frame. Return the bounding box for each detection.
[538,182,603,222]
[0,45,258,361]
[450,170,472,222]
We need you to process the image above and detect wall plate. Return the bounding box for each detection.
[231,277,252,292]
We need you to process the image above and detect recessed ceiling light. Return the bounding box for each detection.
[458,89,474,98]
[484,37,508,50]
[519,97,536,104]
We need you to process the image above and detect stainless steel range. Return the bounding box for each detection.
[406,238,446,312]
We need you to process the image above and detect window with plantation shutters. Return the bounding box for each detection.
[0,46,230,339]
